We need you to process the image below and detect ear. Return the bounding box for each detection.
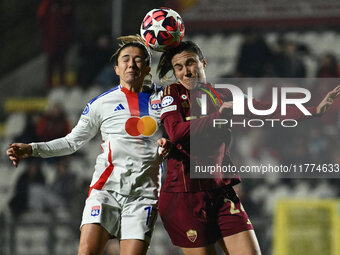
[114,65,120,76]
[145,66,151,75]
[202,58,207,68]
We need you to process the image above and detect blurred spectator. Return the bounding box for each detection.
[235,28,272,77]
[14,112,40,143]
[271,38,306,77]
[9,159,45,217]
[307,126,328,162]
[77,33,116,89]
[316,53,340,78]
[36,103,71,142]
[281,136,310,164]
[37,0,75,87]
[94,65,120,89]
[50,158,76,207]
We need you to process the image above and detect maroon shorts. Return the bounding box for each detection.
[158,186,253,248]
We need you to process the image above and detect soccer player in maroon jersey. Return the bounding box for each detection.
[157,41,340,255]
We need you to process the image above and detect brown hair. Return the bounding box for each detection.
[157,41,205,80]
[111,35,152,66]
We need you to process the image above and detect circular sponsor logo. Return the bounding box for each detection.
[125,116,157,137]
[181,94,188,100]
[161,96,174,107]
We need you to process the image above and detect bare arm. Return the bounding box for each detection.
[316,85,340,115]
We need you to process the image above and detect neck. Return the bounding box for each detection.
[181,77,207,90]
[121,81,143,93]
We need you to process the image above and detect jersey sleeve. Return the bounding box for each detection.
[31,102,101,158]
[161,84,222,144]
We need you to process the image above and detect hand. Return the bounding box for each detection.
[6,143,33,167]
[157,138,172,159]
[316,85,340,115]
[219,101,233,116]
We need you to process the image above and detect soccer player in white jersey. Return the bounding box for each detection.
[6,35,169,255]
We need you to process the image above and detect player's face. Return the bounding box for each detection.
[115,46,151,91]
[171,51,207,90]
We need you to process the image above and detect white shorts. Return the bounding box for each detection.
[80,189,158,243]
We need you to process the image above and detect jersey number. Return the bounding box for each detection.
[224,198,245,214]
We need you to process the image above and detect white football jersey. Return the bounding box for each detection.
[31,84,164,199]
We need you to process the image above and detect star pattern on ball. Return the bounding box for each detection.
[150,17,168,38]
[140,8,185,52]
[168,24,183,45]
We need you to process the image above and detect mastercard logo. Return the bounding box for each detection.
[125,116,157,137]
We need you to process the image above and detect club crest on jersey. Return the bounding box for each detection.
[91,206,100,216]
[186,229,197,242]
[161,96,174,107]
[151,100,161,110]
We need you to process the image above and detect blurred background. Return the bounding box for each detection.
[0,0,340,254]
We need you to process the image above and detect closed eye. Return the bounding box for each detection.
[186,58,196,66]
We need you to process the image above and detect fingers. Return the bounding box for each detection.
[6,147,20,167]
[157,138,171,159]
[6,146,18,157]
[157,138,167,147]
[222,101,233,107]
[6,147,14,156]
[219,101,233,115]
[9,157,20,167]
[334,85,340,97]
[329,85,340,98]
[318,85,340,114]
[158,147,170,159]
[8,143,22,156]
[9,143,22,149]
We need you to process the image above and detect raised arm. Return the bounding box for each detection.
[316,85,340,115]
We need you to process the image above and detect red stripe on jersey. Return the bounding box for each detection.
[121,87,140,116]
[207,84,223,105]
[88,142,114,196]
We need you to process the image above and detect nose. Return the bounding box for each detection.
[184,66,192,77]
[128,59,138,69]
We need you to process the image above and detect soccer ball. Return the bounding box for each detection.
[140,7,185,52]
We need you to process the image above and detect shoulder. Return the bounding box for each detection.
[163,83,182,97]
[149,82,164,97]
[152,82,164,93]
[81,85,122,116]
[88,85,122,105]
[161,83,182,108]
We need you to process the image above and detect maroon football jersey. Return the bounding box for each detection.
[161,83,240,192]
